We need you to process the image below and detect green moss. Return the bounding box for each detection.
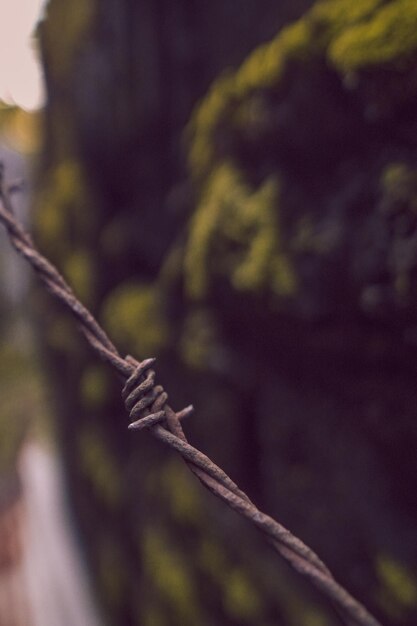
[80,365,109,409]
[187,19,313,179]
[376,555,417,611]
[36,168,69,252]
[377,163,417,299]
[187,72,236,179]
[102,282,169,358]
[310,0,383,39]
[230,178,279,291]
[271,255,298,297]
[278,18,314,60]
[36,160,91,259]
[184,163,296,299]
[187,0,417,188]
[184,0,417,310]
[64,248,94,304]
[142,527,201,625]
[40,0,96,82]
[160,459,202,525]
[329,0,417,71]
[202,535,328,625]
[223,568,263,621]
[380,162,417,211]
[233,40,284,96]
[187,0,417,195]
[179,309,218,370]
[199,538,229,584]
[199,539,266,621]
[79,426,122,508]
[184,166,226,297]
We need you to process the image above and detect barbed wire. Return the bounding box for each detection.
[0,165,383,626]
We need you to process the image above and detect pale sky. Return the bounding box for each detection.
[0,0,46,110]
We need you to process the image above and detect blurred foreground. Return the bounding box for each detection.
[0,442,101,626]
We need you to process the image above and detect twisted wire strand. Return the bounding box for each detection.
[0,167,382,626]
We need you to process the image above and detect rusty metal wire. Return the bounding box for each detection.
[0,165,383,626]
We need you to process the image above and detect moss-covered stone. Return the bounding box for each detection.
[187,17,315,181]
[142,527,201,625]
[34,0,417,624]
[102,282,169,358]
[198,538,229,583]
[185,0,417,318]
[310,0,384,41]
[184,163,296,299]
[376,555,417,613]
[223,568,263,621]
[328,0,417,71]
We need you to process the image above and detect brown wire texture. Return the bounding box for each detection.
[0,165,382,626]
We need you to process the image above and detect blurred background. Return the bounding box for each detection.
[0,0,417,625]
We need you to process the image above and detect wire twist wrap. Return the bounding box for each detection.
[122,356,193,430]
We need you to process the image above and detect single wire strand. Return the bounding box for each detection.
[0,168,383,626]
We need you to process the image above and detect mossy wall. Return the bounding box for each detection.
[34,1,417,625]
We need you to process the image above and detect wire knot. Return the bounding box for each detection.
[122,356,193,431]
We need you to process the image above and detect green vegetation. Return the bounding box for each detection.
[179,309,218,369]
[376,555,417,616]
[102,282,169,358]
[187,18,314,181]
[381,162,417,211]
[185,0,417,310]
[223,568,263,621]
[36,160,92,257]
[64,248,94,305]
[160,459,202,525]
[80,365,110,410]
[142,527,201,625]
[184,163,296,299]
[328,0,417,71]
